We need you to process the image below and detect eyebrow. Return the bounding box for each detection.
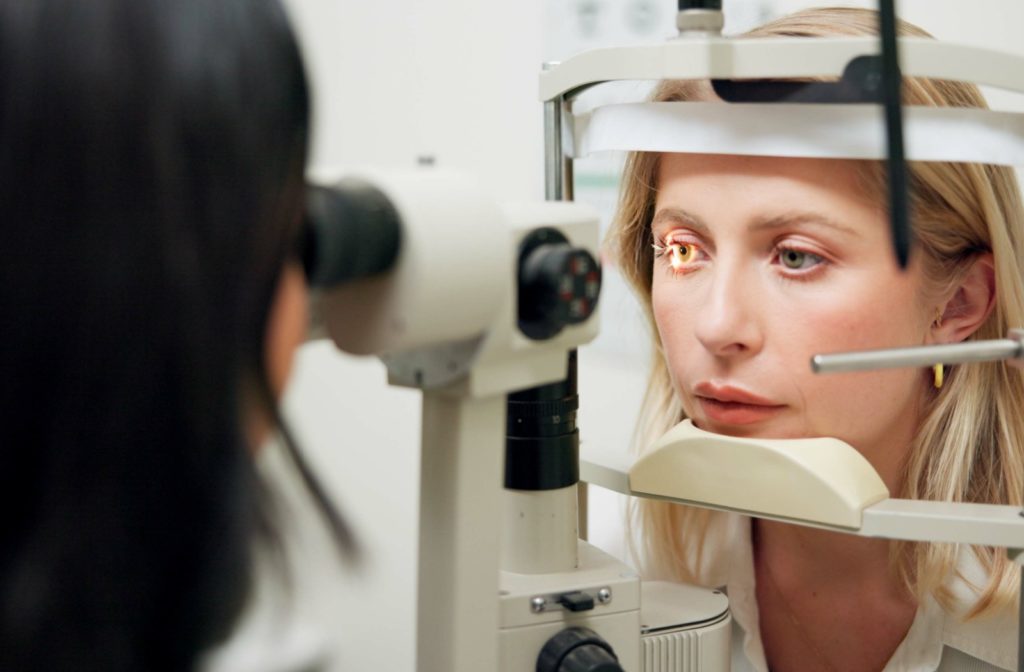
[651,207,709,234]
[749,212,859,237]
[651,207,859,238]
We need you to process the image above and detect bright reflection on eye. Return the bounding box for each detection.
[670,243,697,270]
[652,236,702,274]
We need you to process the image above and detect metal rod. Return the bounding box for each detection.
[544,97,563,201]
[561,101,575,202]
[811,339,1022,374]
[541,67,587,557]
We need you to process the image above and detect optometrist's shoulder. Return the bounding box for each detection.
[0,1,351,670]
[609,7,1021,672]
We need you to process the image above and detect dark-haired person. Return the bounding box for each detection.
[0,0,348,669]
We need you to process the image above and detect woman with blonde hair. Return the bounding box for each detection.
[609,7,1022,671]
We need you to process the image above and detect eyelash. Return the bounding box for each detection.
[652,233,828,279]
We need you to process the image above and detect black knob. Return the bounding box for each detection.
[517,228,601,340]
[678,0,722,9]
[536,627,623,672]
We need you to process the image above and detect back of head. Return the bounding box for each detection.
[0,0,309,668]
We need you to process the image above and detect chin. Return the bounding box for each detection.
[691,416,808,441]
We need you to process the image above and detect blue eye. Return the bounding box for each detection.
[779,248,821,270]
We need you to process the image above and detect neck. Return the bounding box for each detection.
[754,518,901,591]
[753,518,919,672]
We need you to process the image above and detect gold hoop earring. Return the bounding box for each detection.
[933,363,944,389]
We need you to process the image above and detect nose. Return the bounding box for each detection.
[693,262,764,360]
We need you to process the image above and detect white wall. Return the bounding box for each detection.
[284,0,547,201]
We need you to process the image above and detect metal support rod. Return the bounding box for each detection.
[542,81,574,202]
[543,97,564,201]
[542,71,586,553]
[416,392,504,671]
[811,338,1022,374]
[578,478,589,541]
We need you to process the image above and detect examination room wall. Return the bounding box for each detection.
[241,2,1024,671]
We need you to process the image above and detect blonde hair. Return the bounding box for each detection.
[608,7,1024,618]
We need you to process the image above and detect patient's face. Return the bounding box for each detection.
[651,153,931,481]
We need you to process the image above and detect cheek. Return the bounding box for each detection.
[786,280,926,353]
[650,277,674,338]
[774,285,928,435]
[265,263,309,399]
[797,361,925,461]
[651,276,694,387]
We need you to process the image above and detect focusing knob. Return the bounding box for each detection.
[536,627,623,672]
[676,0,723,34]
[517,228,601,340]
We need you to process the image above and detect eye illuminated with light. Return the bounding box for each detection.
[653,235,702,274]
[669,242,697,270]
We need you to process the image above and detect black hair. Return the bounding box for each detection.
[0,0,319,668]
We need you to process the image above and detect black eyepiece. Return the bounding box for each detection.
[302,180,402,288]
[678,0,722,10]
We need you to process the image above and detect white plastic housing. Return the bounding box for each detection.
[449,200,603,399]
[640,581,730,672]
[631,420,889,529]
[500,542,641,672]
[540,37,1024,101]
[317,169,509,356]
[502,486,578,575]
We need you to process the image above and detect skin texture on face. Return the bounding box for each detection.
[265,260,309,399]
[651,153,935,489]
[249,260,308,448]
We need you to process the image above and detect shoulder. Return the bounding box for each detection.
[198,549,332,672]
[200,619,329,672]
[940,550,1018,671]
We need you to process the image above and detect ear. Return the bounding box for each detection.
[933,253,995,344]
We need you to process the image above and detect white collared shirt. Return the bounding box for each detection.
[719,515,1018,672]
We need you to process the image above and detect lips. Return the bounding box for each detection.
[693,383,785,425]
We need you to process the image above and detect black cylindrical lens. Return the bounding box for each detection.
[679,0,722,9]
[302,180,402,288]
[505,351,580,491]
